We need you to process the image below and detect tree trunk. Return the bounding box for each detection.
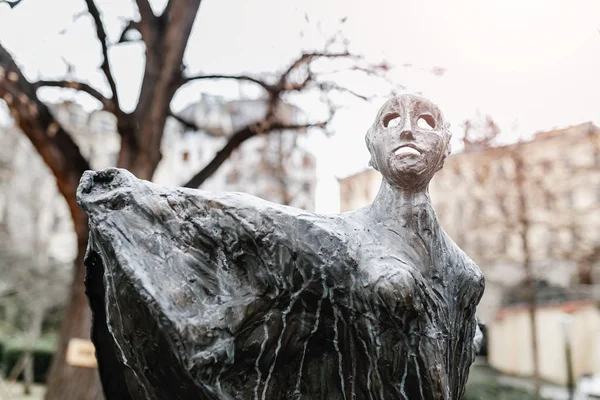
[23,307,45,395]
[45,214,102,400]
[526,272,540,397]
[514,151,540,397]
[44,144,154,400]
[8,353,28,382]
[23,353,33,395]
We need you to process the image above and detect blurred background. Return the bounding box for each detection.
[0,0,599,399]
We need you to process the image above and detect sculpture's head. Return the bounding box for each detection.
[365,94,452,190]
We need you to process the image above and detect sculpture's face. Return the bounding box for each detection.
[366,94,451,189]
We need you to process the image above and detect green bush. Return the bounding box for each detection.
[2,340,55,383]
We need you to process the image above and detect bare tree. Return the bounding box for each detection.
[573,124,600,285]
[0,2,387,398]
[512,148,541,398]
[461,112,501,152]
[464,116,544,396]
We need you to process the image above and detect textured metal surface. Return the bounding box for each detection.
[78,94,485,399]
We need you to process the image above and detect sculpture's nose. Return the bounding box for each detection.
[399,118,414,140]
[77,168,135,212]
[78,168,123,195]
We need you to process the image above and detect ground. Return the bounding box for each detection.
[0,381,44,400]
[466,359,573,400]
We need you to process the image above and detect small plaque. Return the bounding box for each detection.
[65,338,97,368]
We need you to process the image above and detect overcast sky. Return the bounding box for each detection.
[1,0,599,212]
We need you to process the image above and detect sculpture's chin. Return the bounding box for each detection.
[386,162,427,186]
[388,152,425,170]
[386,150,445,188]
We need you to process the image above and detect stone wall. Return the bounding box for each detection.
[489,301,600,384]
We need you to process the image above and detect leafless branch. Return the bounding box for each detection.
[168,110,221,137]
[33,80,113,111]
[130,0,157,45]
[258,51,355,120]
[178,41,384,189]
[318,82,369,101]
[280,51,353,83]
[135,0,155,22]
[84,0,120,111]
[169,111,200,131]
[183,52,362,97]
[349,62,391,75]
[184,73,274,92]
[117,19,141,44]
[182,118,331,188]
[0,43,91,220]
[0,0,22,8]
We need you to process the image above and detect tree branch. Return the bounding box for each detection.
[184,74,274,92]
[176,39,384,188]
[279,51,352,86]
[0,0,22,8]
[84,0,120,111]
[181,49,358,189]
[130,0,157,45]
[33,80,113,111]
[135,0,155,22]
[168,111,200,131]
[0,43,90,224]
[131,0,201,177]
[182,119,329,188]
[169,110,242,137]
[318,82,368,100]
[117,19,141,44]
[183,52,361,97]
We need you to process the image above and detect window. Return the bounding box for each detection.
[496,164,506,180]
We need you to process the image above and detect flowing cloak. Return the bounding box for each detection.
[77,168,484,400]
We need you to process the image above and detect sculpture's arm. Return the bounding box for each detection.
[78,167,317,293]
[438,231,486,365]
[473,318,485,355]
[77,168,344,395]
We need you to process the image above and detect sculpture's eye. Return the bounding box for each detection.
[383,113,401,128]
[417,114,436,130]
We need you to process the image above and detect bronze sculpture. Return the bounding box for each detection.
[78,94,485,399]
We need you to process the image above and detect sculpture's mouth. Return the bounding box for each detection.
[393,144,421,157]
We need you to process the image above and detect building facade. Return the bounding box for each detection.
[339,123,600,323]
[0,95,317,266]
[154,95,316,210]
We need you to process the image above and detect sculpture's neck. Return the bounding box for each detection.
[369,179,437,228]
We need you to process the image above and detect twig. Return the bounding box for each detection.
[0,0,22,8]
[184,74,274,92]
[168,110,221,137]
[33,80,112,111]
[117,20,141,44]
[135,0,155,22]
[182,119,330,188]
[84,0,120,110]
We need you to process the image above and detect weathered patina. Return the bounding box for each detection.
[78,94,485,399]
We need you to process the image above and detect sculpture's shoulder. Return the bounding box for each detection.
[78,167,335,231]
[147,170,351,256]
[176,187,346,242]
[440,228,485,295]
